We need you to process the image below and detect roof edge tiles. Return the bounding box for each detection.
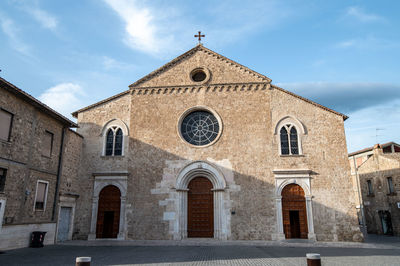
[0,77,78,127]
[348,142,400,156]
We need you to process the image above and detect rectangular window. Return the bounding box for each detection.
[42,131,54,157]
[34,181,48,210]
[387,177,395,194]
[0,109,13,141]
[0,168,6,192]
[367,180,374,195]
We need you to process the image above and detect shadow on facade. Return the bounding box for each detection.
[71,122,362,245]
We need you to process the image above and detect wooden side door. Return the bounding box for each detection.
[282,184,308,239]
[96,185,121,238]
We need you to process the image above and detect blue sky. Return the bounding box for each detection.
[1,0,399,153]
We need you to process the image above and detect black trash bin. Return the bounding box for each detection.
[30,231,46,248]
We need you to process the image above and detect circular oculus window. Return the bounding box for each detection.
[180,110,220,146]
[189,67,210,83]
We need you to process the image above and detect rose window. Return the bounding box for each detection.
[180,110,220,146]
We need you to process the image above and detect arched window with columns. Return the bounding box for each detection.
[280,124,299,155]
[274,116,306,155]
[102,119,129,156]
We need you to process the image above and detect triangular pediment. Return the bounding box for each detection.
[129,45,271,88]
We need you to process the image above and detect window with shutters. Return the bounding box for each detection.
[0,108,13,142]
[34,180,49,211]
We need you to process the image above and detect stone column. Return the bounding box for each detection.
[117,196,126,240]
[305,195,316,240]
[212,189,226,240]
[176,189,188,240]
[273,196,286,240]
[88,196,98,240]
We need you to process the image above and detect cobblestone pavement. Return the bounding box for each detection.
[1,241,400,266]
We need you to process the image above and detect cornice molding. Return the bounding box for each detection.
[130,82,270,95]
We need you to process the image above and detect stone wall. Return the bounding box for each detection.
[356,149,400,236]
[0,87,63,226]
[0,85,82,248]
[73,47,362,242]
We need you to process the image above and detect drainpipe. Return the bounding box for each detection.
[52,127,66,221]
[352,156,367,237]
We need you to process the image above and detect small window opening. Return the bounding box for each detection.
[387,177,395,194]
[191,69,207,82]
[0,168,6,192]
[367,180,374,195]
[35,181,48,210]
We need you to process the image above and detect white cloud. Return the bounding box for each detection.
[27,7,58,30]
[0,16,31,55]
[38,83,85,118]
[104,0,174,55]
[103,0,294,56]
[346,6,383,23]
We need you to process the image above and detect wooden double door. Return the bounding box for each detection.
[187,177,214,238]
[96,185,121,238]
[282,184,308,239]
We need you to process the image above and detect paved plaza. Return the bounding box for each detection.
[0,236,399,266]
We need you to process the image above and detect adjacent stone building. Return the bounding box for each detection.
[349,143,400,236]
[71,44,362,242]
[0,78,82,250]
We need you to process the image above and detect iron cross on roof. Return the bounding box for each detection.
[194,31,205,44]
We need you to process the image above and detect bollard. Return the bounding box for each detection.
[76,257,91,266]
[306,253,321,266]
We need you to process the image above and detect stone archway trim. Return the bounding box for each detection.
[88,173,128,240]
[175,161,228,240]
[272,169,315,241]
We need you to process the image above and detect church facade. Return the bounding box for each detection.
[71,44,363,242]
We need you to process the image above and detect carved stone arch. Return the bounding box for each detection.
[101,119,129,156]
[272,169,315,241]
[89,174,128,240]
[175,161,228,240]
[274,116,306,155]
[176,161,226,190]
[276,179,311,197]
[94,181,127,198]
[274,115,307,135]
[101,118,129,136]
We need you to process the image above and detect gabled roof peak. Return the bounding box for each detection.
[128,44,272,88]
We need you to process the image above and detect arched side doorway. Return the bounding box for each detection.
[96,185,121,238]
[273,169,315,241]
[188,177,214,237]
[88,175,128,240]
[282,184,308,239]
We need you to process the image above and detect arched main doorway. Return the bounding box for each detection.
[282,184,308,239]
[187,177,214,238]
[96,185,121,238]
